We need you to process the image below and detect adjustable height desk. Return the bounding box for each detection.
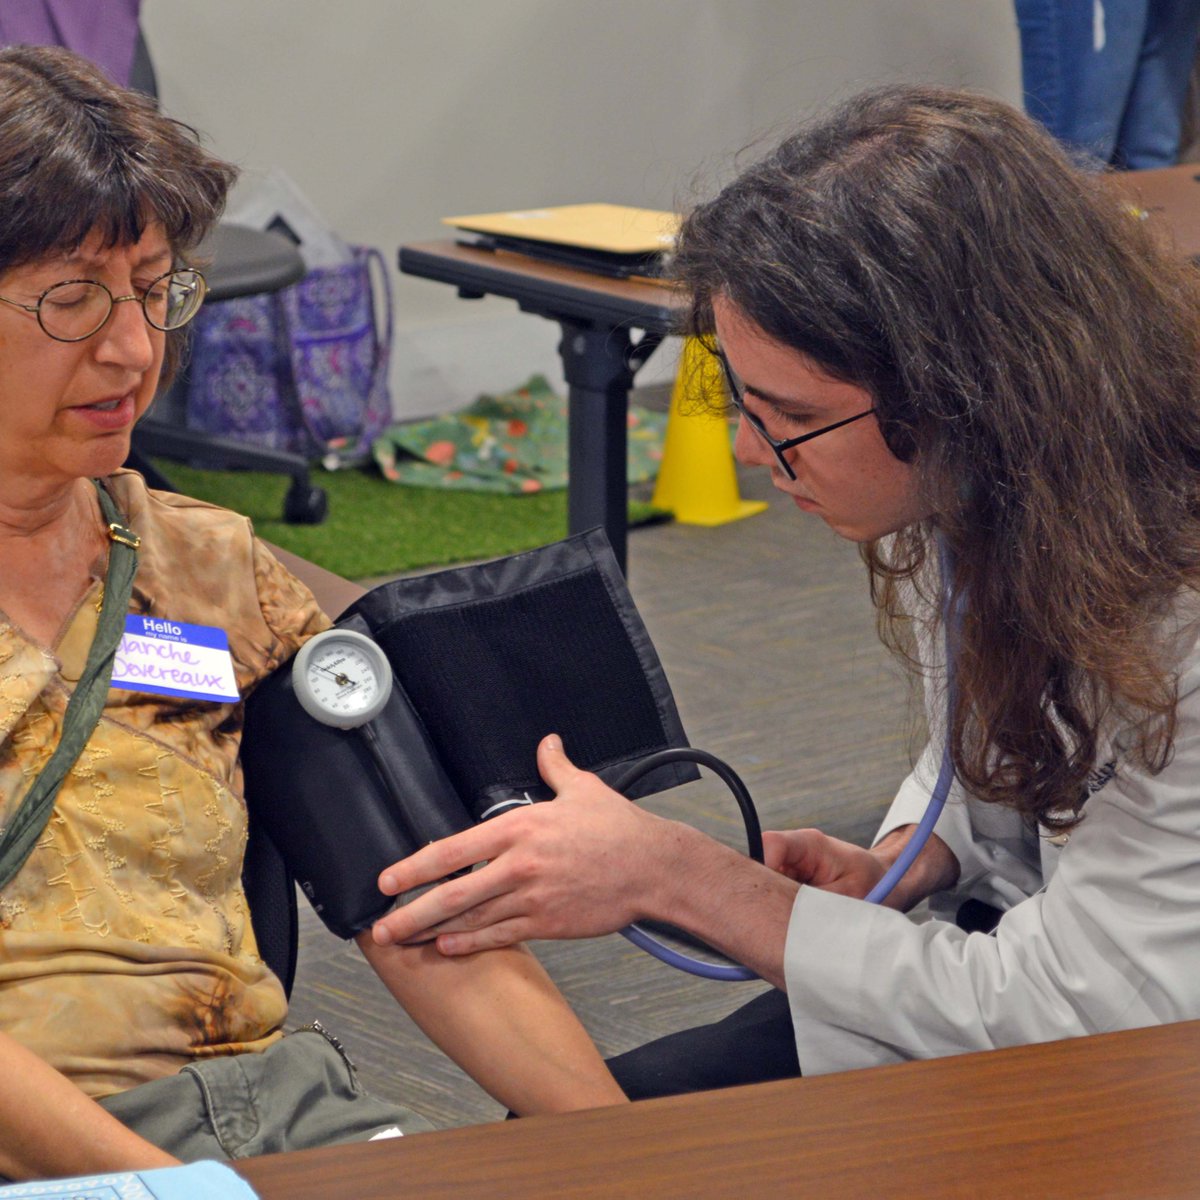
[399,240,684,573]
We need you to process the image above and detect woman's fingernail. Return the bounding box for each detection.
[380,873,396,893]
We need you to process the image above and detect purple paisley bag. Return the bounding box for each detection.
[185,246,393,467]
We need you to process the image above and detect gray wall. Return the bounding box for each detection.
[141,0,1021,416]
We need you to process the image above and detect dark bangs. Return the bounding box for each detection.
[0,45,236,273]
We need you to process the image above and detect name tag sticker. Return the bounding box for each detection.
[112,616,240,703]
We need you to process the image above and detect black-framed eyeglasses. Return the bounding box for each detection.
[0,267,207,343]
[707,339,875,481]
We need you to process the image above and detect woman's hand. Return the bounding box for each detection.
[371,734,681,954]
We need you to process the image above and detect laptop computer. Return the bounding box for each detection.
[442,203,679,278]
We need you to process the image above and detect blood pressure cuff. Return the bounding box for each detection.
[240,529,697,940]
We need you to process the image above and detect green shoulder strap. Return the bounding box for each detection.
[0,481,140,890]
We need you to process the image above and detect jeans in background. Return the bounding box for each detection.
[1015,0,1200,168]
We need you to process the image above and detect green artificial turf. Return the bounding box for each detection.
[154,460,667,581]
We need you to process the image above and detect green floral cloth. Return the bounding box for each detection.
[372,375,666,494]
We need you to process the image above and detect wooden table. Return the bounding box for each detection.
[236,1018,1200,1199]
[1109,162,1200,260]
[399,239,685,573]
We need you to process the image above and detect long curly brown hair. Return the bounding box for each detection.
[673,85,1200,829]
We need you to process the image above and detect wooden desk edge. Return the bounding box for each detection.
[236,1019,1200,1199]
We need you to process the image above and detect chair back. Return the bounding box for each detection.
[242,818,299,996]
[241,547,365,996]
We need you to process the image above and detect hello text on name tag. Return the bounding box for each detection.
[112,616,241,703]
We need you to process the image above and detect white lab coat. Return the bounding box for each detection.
[784,596,1200,1075]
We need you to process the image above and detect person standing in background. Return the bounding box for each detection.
[0,0,143,88]
[1015,0,1200,167]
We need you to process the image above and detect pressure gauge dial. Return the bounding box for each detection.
[292,628,393,729]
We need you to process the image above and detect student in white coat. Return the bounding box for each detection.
[370,84,1200,1095]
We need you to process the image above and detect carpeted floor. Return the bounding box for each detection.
[283,455,918,1128]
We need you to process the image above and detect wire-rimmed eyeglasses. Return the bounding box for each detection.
[0,267,207,343]
[702,336,875,481]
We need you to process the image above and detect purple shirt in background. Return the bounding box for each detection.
[0,0,142,86]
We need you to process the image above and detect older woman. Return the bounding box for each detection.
[0,44,623,1182]
[373,85,1200,1097]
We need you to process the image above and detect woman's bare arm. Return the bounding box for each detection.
[355,934,627,1115]
[0,1030,178,1181]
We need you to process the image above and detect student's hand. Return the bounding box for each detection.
[763,826,959,912]
[370,734,679,954]
[762,828,890,901]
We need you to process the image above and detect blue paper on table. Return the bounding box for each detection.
[0,1160,258,1199]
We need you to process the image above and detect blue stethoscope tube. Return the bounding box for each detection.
[616,547,960,982]
[612,749,766,982]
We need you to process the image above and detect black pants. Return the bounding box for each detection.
[604,902,1004,1101]
[606,988,799,1100]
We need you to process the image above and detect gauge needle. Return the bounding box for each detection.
[317,665,358,689]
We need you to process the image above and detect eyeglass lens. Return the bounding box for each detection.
[36,269,205,341]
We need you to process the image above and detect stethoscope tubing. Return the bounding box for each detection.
[611,748,766,982]
[615,542,960,981]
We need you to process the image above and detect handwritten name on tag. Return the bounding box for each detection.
[112,616,240,703]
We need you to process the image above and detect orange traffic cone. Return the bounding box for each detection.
[651,337,768,525]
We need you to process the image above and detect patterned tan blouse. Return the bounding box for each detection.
[0,472,329,1098]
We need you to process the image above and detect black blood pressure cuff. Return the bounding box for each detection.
[240,529,697,940]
